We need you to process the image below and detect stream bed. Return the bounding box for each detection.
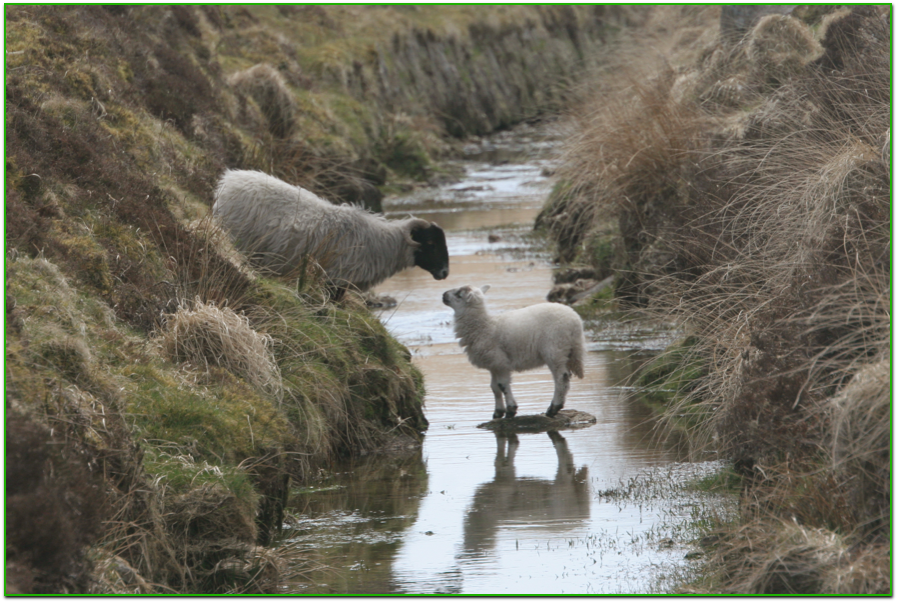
[280,124,733,594]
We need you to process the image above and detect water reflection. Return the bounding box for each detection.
[461,431,589,558]
[283,451,428,594]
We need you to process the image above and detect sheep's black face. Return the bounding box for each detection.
[412,223,449,280]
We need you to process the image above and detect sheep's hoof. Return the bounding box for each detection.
[505,408,517,418]
[545,406,560,418]
[493,410,505,419]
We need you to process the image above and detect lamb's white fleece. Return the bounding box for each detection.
[443,285,585,418]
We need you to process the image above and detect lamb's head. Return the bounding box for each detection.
[442,285,490,313]
[404,219,449,280]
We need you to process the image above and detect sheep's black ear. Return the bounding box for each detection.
[403,218,430,248]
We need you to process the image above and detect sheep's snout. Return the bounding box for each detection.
[434,267,449,280]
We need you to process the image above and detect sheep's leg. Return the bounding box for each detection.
[490,371,517,419]
[546,369,571,418]
[490,373,506,419]
[498,372,518,418]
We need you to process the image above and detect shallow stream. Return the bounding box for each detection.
[281,125,731,594]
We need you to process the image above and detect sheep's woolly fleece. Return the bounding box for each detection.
[212,170,448,290]
[443,285,585,418]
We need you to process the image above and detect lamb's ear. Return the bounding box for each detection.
[402,218,431,248]
[481,285,491,294]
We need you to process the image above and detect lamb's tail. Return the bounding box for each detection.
[568,335,585,379]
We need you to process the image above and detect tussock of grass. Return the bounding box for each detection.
[229,63,298,139]
[824,358,890,537]
[161,299,283,401]
[707,520,890,594]
[745,14,822,86]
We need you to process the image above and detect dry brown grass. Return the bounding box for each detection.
[671,8,889,455]
[556,5,889,458]
[745,14,822,86]
[823,357,891,539]
[547,6,890,594]
[545,61,712,300]
[229,63,298,139]
[709,519,890,594]
[161,299,283,401]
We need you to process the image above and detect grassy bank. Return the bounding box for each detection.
[541,6,890,594]
[4,5,624,593]
[6,237,427,593]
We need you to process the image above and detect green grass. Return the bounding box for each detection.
[633,336,706,417]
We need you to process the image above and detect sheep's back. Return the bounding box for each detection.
[212,170,412,287]
[494,303,583,372]
[213,170,334,267]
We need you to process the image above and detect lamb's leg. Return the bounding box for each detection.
[545,369,571,418]
[490,372,518,419]
[490,373,507,419]
[496,372,518,418]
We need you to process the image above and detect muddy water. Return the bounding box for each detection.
[281,126,730,594]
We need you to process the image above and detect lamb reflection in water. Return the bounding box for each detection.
[460,431,589,557]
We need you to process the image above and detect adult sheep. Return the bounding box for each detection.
[212,170,449,291]
[443,285,585,419]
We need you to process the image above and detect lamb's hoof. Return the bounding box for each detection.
[493,410,505,419]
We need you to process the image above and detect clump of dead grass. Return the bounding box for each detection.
[745,14,822,86]
[161,298,283,401]
[823,357,890,538]
[229,63,298,139]
[185,217,257,283]
[708,520,889,594]
[540,57,710,301]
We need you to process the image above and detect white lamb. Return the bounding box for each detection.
[443,285,585,419]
